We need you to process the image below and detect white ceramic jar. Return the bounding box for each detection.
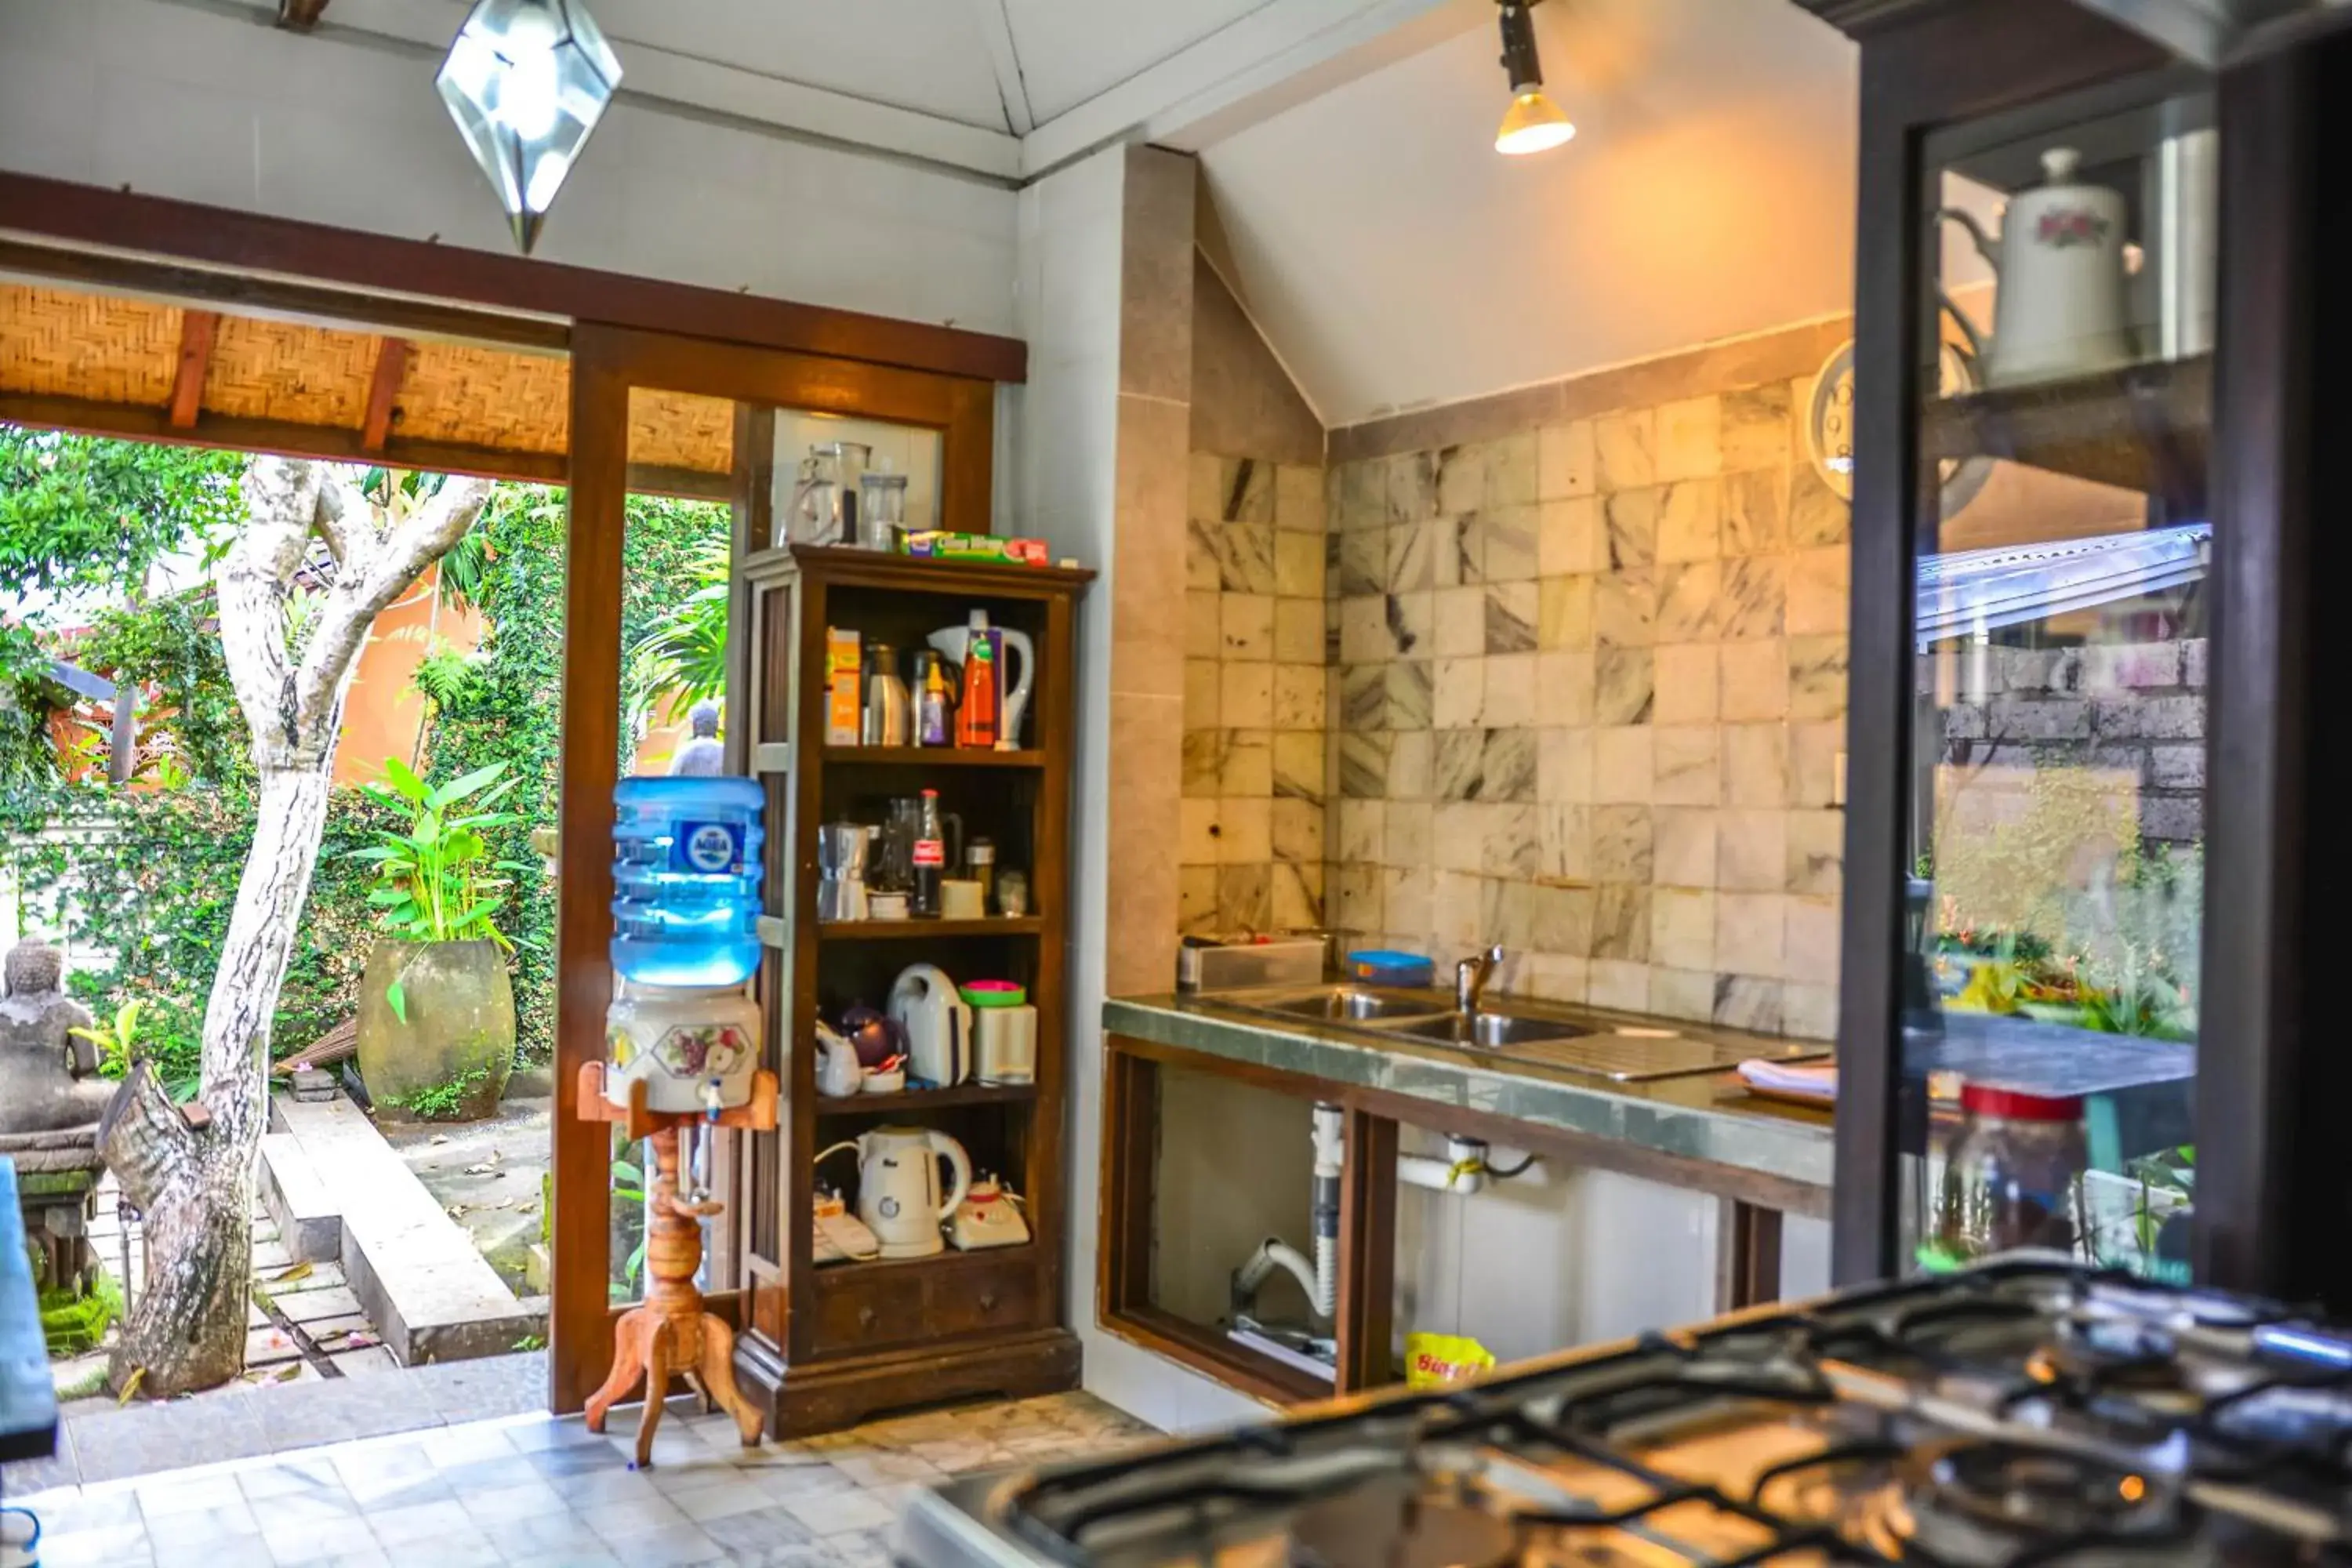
[604,979,761,1115]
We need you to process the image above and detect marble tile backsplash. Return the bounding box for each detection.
[1180,452,1328,934]
[1323,372,1850,1039]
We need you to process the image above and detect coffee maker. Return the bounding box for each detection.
[818,821,869,922]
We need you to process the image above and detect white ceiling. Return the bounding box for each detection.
[1198,0,1860,426]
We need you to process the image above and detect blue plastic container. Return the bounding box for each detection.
[1345,949,1436,989]
[611,776,765,986]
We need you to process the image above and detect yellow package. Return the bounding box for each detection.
[1404,1332,1495,1389]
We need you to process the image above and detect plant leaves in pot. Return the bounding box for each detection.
[348,757,524,1121]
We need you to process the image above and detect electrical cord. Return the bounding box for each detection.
[1482,1152,1537,1180]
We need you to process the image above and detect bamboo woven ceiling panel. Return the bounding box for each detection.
[630,387,732,474]
[398,340,570,454]
[0,278,584,475]
[203,313,377,428]
[0,285,178,405]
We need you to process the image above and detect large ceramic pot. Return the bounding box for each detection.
[355,938,515,1121]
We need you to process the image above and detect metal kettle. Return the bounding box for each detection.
[1939,147,2136,388]
[816,1127,971,1259]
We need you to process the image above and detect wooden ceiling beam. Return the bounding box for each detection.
[167,309,219,430]
[359,336,412,452]
[277,0,330,31]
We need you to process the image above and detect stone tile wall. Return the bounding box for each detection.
[1177,252,1329,936]
[1320,329,1852,1038]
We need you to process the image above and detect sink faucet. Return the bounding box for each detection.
[1454,946,1505,1013]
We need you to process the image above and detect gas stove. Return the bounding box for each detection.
[898,1258,2352,1567]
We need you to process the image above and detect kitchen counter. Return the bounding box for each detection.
[1103,993,1836,1208]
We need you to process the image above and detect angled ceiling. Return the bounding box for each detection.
[1196,0,1860,426]
[232,0,1465,180]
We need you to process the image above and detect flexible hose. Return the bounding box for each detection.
[1312,1230,1338,1319]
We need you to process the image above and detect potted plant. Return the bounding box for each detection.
[348,758,524,1121]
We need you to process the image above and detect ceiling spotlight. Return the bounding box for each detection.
[436,0,622,253]
[1494,0,1575,156]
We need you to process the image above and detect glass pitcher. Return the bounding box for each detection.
[789,441,872,546]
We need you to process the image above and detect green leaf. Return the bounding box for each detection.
[385,979,408,1025]
[379,756,430,803]
[426,760,508,811]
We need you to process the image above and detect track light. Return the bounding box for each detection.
[1494,0,1575,156]
[436,0,622,253]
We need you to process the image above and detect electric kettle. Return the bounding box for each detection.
[927,612,1037,748]
[817,1127,971,1259]
[1939,147,2136,388]
[887,963,971,1087]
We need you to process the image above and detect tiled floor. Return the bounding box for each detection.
[6,1388,1154,1566]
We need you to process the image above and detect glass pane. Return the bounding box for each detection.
[1904,84,2212,1283]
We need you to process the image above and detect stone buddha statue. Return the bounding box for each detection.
[0,938,111,1136]
[0,938,114,1298]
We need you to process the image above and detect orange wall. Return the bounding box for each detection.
[332,564,485,789]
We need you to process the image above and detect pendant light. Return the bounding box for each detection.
[1494,0,1575,156]
[436,0,622,253]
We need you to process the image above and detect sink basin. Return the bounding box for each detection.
[1224,985,1453,1024]
[1385,1012,1592,1049]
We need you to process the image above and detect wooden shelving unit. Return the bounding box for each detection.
[730,545,1092,1439]
[1923,354,2212,512]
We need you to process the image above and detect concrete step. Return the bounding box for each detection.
[256,1131,341,1263]
[260,1094,544,1367]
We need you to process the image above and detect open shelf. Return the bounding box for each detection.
[817,916,1044,940]
[1924,354,2211,503]
[815,1083,1036,1116]
[821,746,1044,769]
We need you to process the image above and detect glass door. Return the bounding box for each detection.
[1896,76,2214,1280]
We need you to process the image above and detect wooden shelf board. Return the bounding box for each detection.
[816,917,1043,940]
[814,1083,1036,1116]
[1924,353,2211,499]
[819,746,1043,768]
[815,1243,1037,1278]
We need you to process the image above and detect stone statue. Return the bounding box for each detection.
[0,938,111,1134]
[0,937,113,1298]
[669,699,727,777]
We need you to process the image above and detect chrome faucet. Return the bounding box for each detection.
[1454,946,1505,1014]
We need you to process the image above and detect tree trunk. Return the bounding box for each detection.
[100,766,334,1396]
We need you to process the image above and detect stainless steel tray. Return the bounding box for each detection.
[1496,1031,1828,1082]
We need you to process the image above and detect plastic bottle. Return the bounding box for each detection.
[912,789,946,918]
[610,776,764,985]
[953,613,1001,749]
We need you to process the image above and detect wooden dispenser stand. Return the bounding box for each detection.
[575,1063,780,1467]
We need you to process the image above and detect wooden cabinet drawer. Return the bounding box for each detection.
[811,1271,928,1356]
[808,1256,1044,1359]
[921,1258,1039,1341]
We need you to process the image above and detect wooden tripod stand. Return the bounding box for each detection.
[575,1065,779,1468]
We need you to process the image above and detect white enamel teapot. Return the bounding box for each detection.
[1940,147,2136,388]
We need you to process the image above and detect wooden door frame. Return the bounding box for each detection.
[550,322,1000,1414]
[0,173,1025,383]
[1,187,1025,1413]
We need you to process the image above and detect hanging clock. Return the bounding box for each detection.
[1806,337,1994,519]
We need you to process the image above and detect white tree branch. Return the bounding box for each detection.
[292,475,492,737]
[215,456,319,761]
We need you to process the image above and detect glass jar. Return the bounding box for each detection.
[1930,1083,2087,1266]
[858,470,909,551]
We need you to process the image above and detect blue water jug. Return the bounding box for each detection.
[611,776,765,986]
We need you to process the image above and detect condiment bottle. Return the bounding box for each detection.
[953,612,1002,749]
[915,650,955,747]
[911,789,946,918]
[966,837,996,913]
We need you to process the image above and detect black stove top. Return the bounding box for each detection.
[899,1258,2352,1567]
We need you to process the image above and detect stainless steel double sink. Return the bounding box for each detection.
[1205,982,1817,1083]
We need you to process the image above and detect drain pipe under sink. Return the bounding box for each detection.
[1232,1102,1346,1319]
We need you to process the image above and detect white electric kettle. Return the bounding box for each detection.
[927,612,1037,747]
[818,1127,971,1259]
[888,963,971,1088]
[1939,147,2136,388]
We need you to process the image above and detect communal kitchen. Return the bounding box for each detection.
[5,0,2350,1563]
